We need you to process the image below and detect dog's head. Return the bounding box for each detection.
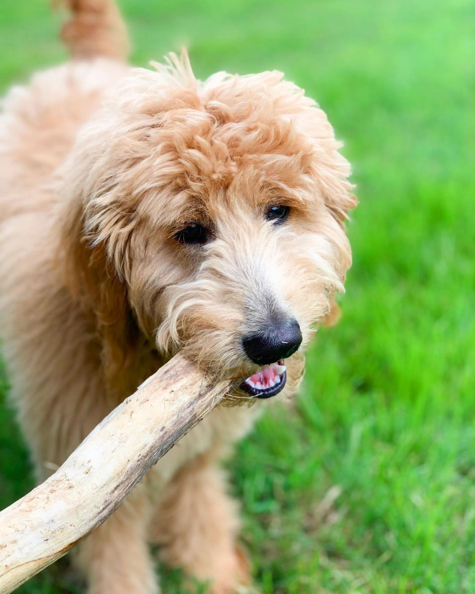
[59,53,356,401]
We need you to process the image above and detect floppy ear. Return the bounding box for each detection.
[302,108,357,321]
[295,101,357,225]
[58,198,141,395]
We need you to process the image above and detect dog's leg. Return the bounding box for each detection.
[74,486,159,594]
[151,451,251,594]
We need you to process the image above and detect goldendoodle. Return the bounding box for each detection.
[0,0,356,592]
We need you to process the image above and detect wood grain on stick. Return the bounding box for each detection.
[0,352,234,594]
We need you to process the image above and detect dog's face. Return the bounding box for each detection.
[60,55,356,400]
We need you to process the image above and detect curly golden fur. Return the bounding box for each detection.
[0,1,356,592]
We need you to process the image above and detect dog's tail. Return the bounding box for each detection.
[54,0,130,61]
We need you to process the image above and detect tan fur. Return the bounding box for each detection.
[0,1,356,591]
[151,452,251,594]
[55,0,130,60]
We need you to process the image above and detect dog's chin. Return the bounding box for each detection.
[239,360,287,399]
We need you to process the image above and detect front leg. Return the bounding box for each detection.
[151,451,251,594]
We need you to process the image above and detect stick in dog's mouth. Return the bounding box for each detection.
[239,360,287,399]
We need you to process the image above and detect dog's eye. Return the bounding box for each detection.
[266,205,290,225]
[175,223,209,245]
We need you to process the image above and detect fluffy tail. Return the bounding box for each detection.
[54,0,130,60]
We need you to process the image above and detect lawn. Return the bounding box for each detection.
[1,0,474,592]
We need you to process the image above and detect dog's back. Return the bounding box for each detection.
[0,0,129,225]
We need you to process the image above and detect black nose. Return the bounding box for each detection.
[242,319,302,365]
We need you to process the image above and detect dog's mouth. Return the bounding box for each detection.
[240,360,287,399]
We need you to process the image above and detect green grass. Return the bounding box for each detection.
[1,0,474,592]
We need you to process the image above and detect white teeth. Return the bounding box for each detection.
[243,360,286,392]
[273,363,286,375]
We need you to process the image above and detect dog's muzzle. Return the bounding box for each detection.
[239,317,301,398]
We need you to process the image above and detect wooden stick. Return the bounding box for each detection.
[0,353,235,594]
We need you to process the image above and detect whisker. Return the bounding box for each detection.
[223,393,253,400]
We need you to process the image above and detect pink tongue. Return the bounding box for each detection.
[249,366,277,387]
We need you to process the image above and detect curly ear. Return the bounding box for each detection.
[293,100,357,225]
[58,199,141,395]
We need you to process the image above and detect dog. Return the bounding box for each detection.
[0,0,356,592]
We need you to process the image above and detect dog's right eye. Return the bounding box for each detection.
[175,223,209,245]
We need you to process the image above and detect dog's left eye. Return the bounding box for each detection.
[266,205,290,225]
[175,223,209,245]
